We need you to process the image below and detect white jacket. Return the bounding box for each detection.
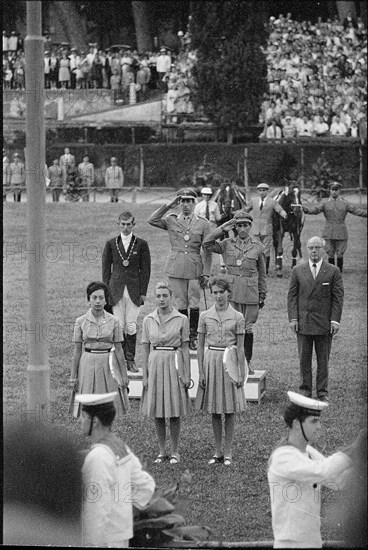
[267,443,351,548]
[82,441,155,546]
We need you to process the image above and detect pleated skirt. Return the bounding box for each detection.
[72,351,129,418]
[140,350,190,419]
[195,349,246,414]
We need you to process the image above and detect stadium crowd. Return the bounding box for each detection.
[3,28,196,114]
[3,12,367,130]
[260,12,367,140]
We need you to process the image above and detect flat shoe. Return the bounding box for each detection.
[154,454,167,464]
[224,456,232,466]
[169,454,180,464]
[208,455,223,465]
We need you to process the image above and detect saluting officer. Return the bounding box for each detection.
[203,211,267,374]
[302,181,367,272]
[148,188,212,350]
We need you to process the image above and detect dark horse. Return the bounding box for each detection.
[272,184,305,277]
[212,180,247,224]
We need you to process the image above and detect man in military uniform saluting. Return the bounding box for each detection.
[203,211,267,373]
[148,188,212,350]
[302,181,367,272]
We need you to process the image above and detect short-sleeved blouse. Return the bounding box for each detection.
[141,308,189,347]
[198,304,245,347]
[73,309,124,350]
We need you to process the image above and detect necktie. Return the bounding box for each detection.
[205,203,210,220]
[260,199,264,211]
[312,263,317,279]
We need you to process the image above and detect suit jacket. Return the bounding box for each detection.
[102,235,151,307]
[245,197,286,236]
[148,206,212,279]
[303,198,367,240]
[287,260,344,335]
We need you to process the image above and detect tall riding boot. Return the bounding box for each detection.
[266,256,270,275]
[189,308,200,350]
[337,257,343,272]
[328,257,335,265]
[124,333,138,372]
[244,333,254,375]
[179,309,188,317]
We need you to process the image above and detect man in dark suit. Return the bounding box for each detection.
[287,236,344,401]
[102,211,151,372]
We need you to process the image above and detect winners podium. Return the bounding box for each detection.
[127,352,266,404]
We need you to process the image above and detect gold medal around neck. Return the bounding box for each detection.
[184,234,190,241]
[236,259,242,266]
[123,260,129,266]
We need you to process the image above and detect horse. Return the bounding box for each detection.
[212,180,247,224]
[272,184,305,277]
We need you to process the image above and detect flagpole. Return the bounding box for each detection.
[25,1,50,415]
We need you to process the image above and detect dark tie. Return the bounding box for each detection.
[312,263,317,279]
[260,199,264,211]
[205,203,210,220]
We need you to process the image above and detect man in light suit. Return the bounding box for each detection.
[302,181,367,272]
[287,236,344,401]
[244,183,287,274]
[60,148,75,186]
[102,211,151,372]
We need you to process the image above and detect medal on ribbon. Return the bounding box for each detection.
[116,236,136,267]
[236,259,242,266]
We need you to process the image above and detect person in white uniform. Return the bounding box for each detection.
[267,391,364,548]
[76,392,155,548]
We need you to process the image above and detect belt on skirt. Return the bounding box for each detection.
[152,346,178,351]
[208,345,227,351]
[84,348,112,354]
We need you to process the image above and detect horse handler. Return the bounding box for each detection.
[203,211,267,374]
[148,188,212,350]
[302,181,367,272]
[244,183,287,274]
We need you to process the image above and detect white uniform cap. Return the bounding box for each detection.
[287,391,328,414]
[257,183,269,190]
[201,187,213,195]
[75,392,117,406]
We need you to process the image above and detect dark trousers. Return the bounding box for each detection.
[297,333,332,397]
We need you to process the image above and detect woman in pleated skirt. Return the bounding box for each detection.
[141,281,191,464]
[195,277,247,466]
[70,282,129,418]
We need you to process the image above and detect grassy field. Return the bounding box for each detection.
[3,199,367,543]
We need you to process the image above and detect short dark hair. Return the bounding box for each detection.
[118,211,135,224]
[284,404,311,428]
[210,276,232,293]
[82,403,116,427]
[86,281,109,302]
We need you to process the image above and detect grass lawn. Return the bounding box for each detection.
[3,199,367,543]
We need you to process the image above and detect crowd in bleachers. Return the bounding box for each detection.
[3,12,367,136]
[260,12,367,140]
[2,28,196,110]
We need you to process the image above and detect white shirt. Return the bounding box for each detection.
[268,443,351,548]
[193,199,221,224]
[82,443,155,546]
[120,232,133,251]
[308,258,323,278]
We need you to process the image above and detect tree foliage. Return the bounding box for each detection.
[190,1,269,140]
